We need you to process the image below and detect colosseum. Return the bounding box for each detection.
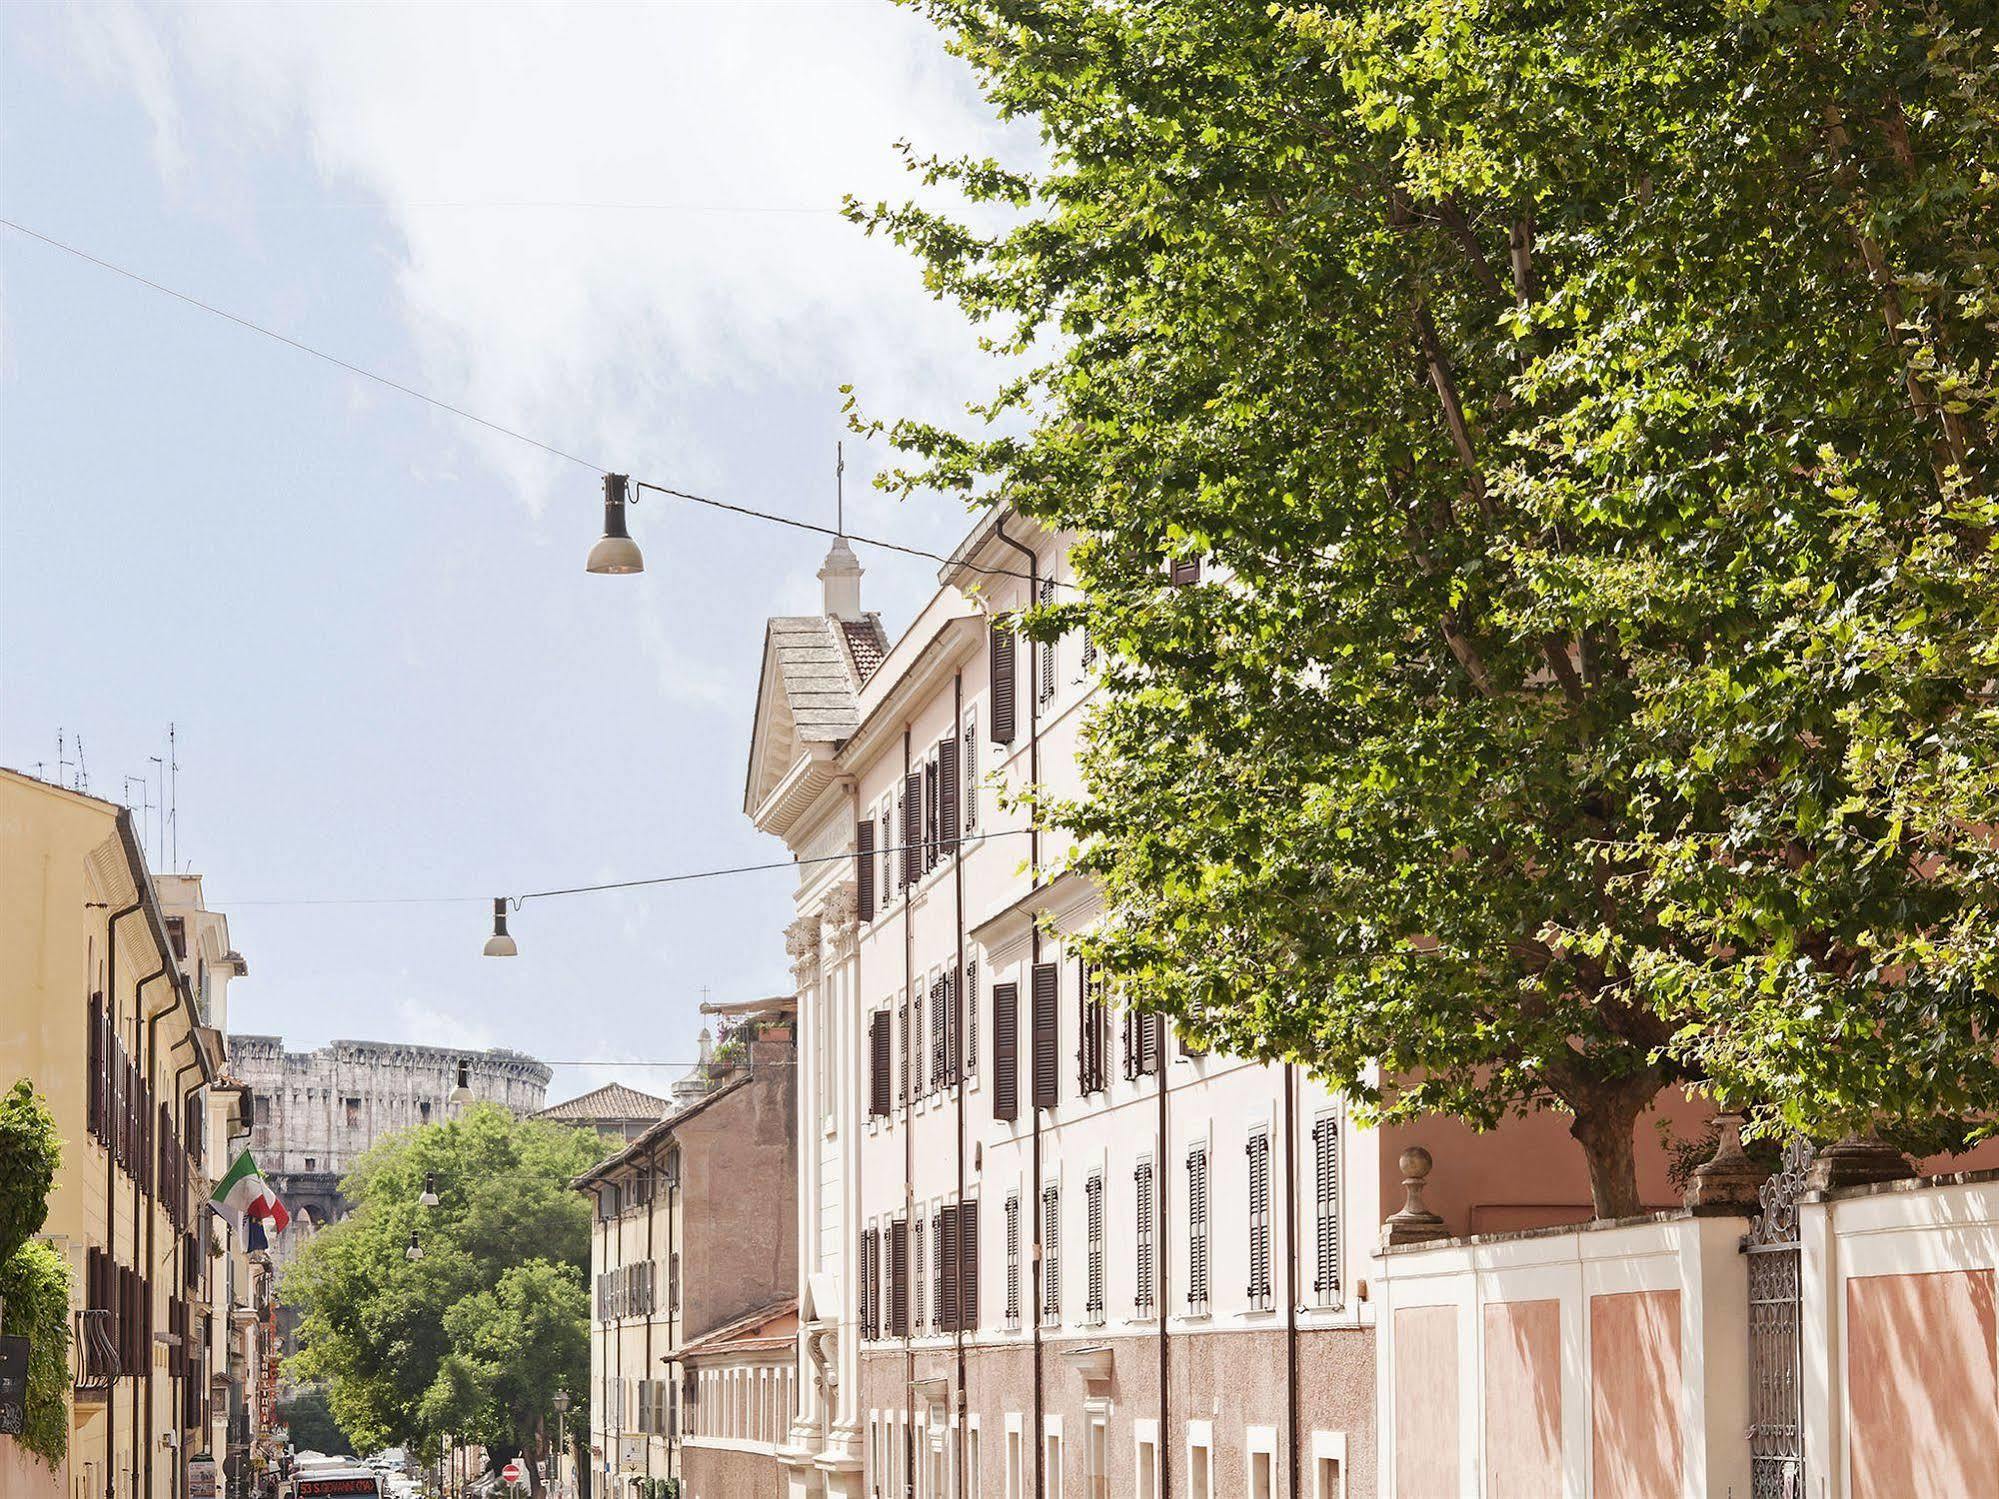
[228,1035,551,1251]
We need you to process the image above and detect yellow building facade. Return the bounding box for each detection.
[1,768,220,1499]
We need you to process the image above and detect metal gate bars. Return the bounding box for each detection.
[1744,1139,1813,1499]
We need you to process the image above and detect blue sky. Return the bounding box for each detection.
[0,3,1021,1104]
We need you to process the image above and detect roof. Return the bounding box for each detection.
[535,1082,671,1122]
[769,615,877,742]
[571,1072,756,1189]
[671,1297,799,1361]
[840,618,888,681]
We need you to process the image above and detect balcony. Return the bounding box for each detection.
[73,1308,121,1397]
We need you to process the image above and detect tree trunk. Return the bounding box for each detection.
[1567,1078,1655,1219]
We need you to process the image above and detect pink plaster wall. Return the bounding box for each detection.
[1588,1289,1681,1499]
[1846,1268,1999,1499]
[1393,1305,1459,1499]
[1380,1089,1710,1238]
[1483,1300,1561,1497]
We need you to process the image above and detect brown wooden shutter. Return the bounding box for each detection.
[861,1229,878,1338]
[923,759,940,873]
[868,1012,892,1117]
[1169,556,1202,586]
[992,982,1019,1121]
[1030,962,1059,1110]
[946,966,962,1084]
[958,1198,979,1328]
[855,819,876,923]
[88,993,104,1139]
[901,771,923,887]
[889,1220,909,1338]
[990,621,1017,744]
[938,735,960,851]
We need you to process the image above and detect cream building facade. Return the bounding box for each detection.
[746,517,1713,1499]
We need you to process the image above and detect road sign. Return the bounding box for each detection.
[501,1459,525,1485]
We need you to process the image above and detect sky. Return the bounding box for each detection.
[0,1,1030,1106]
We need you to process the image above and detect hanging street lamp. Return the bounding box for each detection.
[483,897,518,957]
[585,473,643,574]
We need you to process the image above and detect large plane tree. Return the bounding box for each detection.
[861,0,1999,1213]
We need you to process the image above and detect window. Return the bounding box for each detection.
[860,1227,880,1338]
[962,709,979,831]
[1169,556,1202,587]
[1086,1418,1108,1499]
[419,1100,431,1123]
[856,817,877,922]
[889,1219,910,1338]
[1037,576,1058,705]
[880,800,894,906]
[1188,1429,1213,1499]
[1310,1112,1345,1308]
[931,975,949,1094]
[937,1203,958,1333]
[1247,1131,1273,1311]
[1006,1424,1023,1499]
[993,981,1019,1122]
[1045,1430,1064,1499]
[344,1097,362,1128]
[923,754,941,874]
[1030,962,1060,1110]
[1040,1183,1060,1324]
[1186,1145,1209,1313]
[1134,1425,1160,1499]
[899,997,911,1104]
[1003,1195,1022,1329]
[1077,959,1108,1096]
[991,620,1017,744]
[869,1012,892,1118]
[1123,1010,1162,1079]
[1134,1158,1155,1315]
[902,770,923,888]
[165,915,187,960]
[304,1157,316,1172]
[966,958,979,1075]
[1084,1173,1105,1325]
[914,1214,926,1335]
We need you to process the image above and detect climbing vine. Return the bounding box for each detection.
[0,1080,69,1469]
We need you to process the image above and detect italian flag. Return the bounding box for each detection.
[211,1150,290,1234]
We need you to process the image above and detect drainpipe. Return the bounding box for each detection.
[1158,1034,1171,1499]
[172,1049,204,1499]
[664,1145,677,1487]
[951,670,968,1499]
[104,894,144,1494]
[901,726,916,1499]
[645,1144,655,1488]
[993,517,1045,1499]
[1284,1065,1300,1499]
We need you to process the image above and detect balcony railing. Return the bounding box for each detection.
[73,1308,121,1395]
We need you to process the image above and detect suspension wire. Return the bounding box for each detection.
[219,829,1031,909]
[0,215,1074,590]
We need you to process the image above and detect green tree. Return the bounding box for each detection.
[0,1079,69,1469]
[284,1104,601,1491]
[276,1386,352,1456]
[862,0,1999,1213]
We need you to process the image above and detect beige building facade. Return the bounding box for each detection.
[0,768,222,1499]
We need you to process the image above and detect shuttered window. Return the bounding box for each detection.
[860,1227,879,1338]
[879,801,894,906]
[990,621,1017,744]
[923,757,940,874]
[1169,556,1202,586]
[899,999,910,1103]
[889,1220,909,1338]
[1030,962,1059,1110]
[944,966,962,1085]
[961,710,979,831]
[913,1215,926,1335]
[1077,959,1108,1096]
[868,1012,892,1118]
[1040,1184,1060,1324]
[965,959,978,1076]
[1187,1146,1210,1313]
[938,734,961,852]
[938,1204,959,1333]
[1313,1115,1343,1307]
[1003,1195,1022,1328]
[959,1198,980,1328]
[1134,1159,1155,1316]
[901,771,923,887]
[1084,1173,1105,1325]
[1246,1132,1273,1310]
[1124,1010,1162,1079]
[930,976,948,1096]
[1037,577,1058,704]
[87,993,105,1140]
[992,981,1019,1121]
[856,819,876,923]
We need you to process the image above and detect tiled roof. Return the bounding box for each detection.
[841,617,889,682]
[534,1082,671,1122]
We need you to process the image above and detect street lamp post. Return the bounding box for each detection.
[551,1390,570,1499]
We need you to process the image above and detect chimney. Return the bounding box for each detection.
[819,536,864,621]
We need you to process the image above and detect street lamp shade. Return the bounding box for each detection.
[448,1059,474,1107]
[483,897,518,958]
[552,1390,570,1414]
[586,473,644,574]
[419,1172,440,1208]
[405,1230,424,1262]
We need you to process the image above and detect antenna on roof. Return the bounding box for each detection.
[836,440,845,537]
[150,756,165,866]
[168,722,179,870]
[74,735,89,794]
[57,728,73,790]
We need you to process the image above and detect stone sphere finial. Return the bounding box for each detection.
[1382,1142,1450,1247]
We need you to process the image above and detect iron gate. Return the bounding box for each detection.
[1744,1139,1812,1499]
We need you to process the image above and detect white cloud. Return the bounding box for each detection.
[392,994,498,1052]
